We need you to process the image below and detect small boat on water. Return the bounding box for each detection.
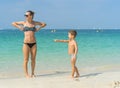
[96,29,103,32]
[51,29,56,32]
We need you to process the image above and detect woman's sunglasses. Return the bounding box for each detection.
[24,15,29,17]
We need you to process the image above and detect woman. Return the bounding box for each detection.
[12,10,46,78]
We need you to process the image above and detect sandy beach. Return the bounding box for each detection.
[0,71,120,88]
[1,0,120,87]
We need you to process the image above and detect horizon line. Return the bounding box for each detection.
[1,28,120,30]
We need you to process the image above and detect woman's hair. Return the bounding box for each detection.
[27,10,35,19]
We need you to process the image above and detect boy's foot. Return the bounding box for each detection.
[70,75,76,79]
[72,76,74,79]
[75,75,80,78]
[67,76,74,79]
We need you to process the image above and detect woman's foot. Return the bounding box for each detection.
[25,74,31,78]
[31,73,36,78]
[31,75,36,78]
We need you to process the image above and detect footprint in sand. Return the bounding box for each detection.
[113,81,120,88]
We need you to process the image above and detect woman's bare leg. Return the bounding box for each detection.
[23,44,30,78]
[30,44,37,77]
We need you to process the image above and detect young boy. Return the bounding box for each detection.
[54,30,80,78]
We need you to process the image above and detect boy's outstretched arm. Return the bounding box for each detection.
[54,39,69,43]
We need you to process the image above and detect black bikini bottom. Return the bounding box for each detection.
[24,42,36,48]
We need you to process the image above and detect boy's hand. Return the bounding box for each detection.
[54,39,57,42]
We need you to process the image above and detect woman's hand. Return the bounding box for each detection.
[35,22,46,32]
[12,21,24,31]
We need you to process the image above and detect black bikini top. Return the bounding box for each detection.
[23,26,36,32]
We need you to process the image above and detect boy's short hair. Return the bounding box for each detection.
[69,30,77,38]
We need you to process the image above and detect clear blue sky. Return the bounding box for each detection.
[0,0,120,29]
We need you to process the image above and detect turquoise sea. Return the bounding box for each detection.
[0,29,120,78]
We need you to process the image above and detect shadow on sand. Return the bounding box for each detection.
[36,71,70,77]
[36,71,102,79]
[80,73,102,78]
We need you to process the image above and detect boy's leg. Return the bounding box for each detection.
[23,44,30,78]
[71,57,76,78]
[75,66,80,77]
[30,45,37,77]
